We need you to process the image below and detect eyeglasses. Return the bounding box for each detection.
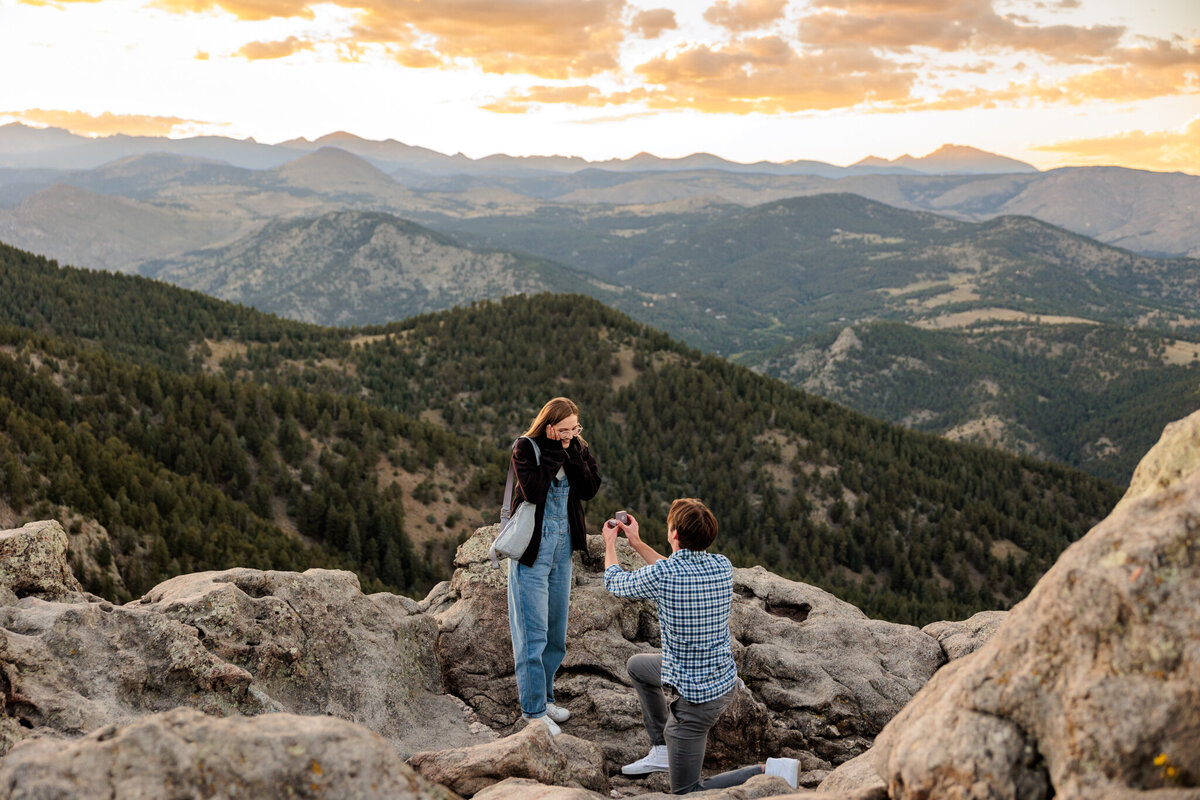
[555,424,583,437]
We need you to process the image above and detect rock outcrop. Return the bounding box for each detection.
[409,720,607,797]
[921,610,1006,661]
[432,527,945,777]
[139,568,490,757]
[0,520,82,602]
[0,521,490,759]
[873,408,1200,799]
[8,412,1199,799]
[0,707,460,800]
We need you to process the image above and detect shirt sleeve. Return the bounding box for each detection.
[604,562,660,600]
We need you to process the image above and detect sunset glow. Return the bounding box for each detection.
[2,0,1197,170]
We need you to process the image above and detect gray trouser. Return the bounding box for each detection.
[627,653,763,795]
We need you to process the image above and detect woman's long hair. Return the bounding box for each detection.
[523,397,586,447]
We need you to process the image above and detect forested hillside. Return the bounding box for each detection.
[761,321,1200,483]
[0,242,1123,623]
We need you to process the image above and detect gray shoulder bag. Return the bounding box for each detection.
[489,436,541,569]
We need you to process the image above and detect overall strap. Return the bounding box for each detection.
[500,436,540,522]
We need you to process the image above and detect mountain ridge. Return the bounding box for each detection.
[0,122,1038,178]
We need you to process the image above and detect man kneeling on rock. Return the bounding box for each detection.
[602,498,801,794]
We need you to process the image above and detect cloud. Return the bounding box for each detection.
[702,0,788,32]
[796,0,1125,60]
[1032,117,1200,173]
[349,0,628,79]
[15,0,102,6]
[0,109,211,137]
[481,85,613,113]
[235,36,314,60]
[147,0,629,78]
[485,37,914,114]
[630,8,677,39]
[150,0,313,21]
[634,38,916,112]
[895,59,1199,112]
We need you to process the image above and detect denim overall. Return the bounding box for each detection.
[508,472,573,718]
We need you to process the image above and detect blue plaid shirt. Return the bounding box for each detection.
[604,549,738,704]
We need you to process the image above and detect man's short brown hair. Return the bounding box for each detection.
[667,498,718,551]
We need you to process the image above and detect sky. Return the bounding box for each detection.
[1,0,1198,171]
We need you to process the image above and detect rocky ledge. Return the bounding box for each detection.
[1,411,1198,800]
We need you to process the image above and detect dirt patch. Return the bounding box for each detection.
[376,455,479,547]
[420,408,446,427]
[349,333,392,347]
[1162,339,1200,366]
[612,345,639,389]
[196,339,249,373]
[990,539,1028,562]
[943,415,1009,446]
[916,308,1100,330]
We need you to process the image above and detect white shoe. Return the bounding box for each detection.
[522,714,562,736]
[622,744,670,776]
[764,757,800,789]
[545,702,570,723]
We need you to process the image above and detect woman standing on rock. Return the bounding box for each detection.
[508,397,601,735]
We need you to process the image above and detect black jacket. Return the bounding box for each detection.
[510,435,601,567]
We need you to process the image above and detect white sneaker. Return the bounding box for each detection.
[764,757,800,789]
[622,744,670,776]
[545,702,570,723]
[522,714,562,736]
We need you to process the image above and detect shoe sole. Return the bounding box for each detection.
[621,766,669,776]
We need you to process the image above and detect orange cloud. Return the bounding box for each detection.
[481,85,612,113]
[1032,117,1200,173]
[348,0,628,79]
[150,0,313,21]
[16,0,101,6]
[235,36,314,60]
[148,0,629,79]
[0,108,207,137]
[798,0,1124,60]
[630,8,677,39]
[626,38,914,113]
[703,0,788,32]
[894,60,1199,112]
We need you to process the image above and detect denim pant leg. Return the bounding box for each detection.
[627,653,669,746]
[665,690,735,795]
[542,528,573,704]
[508,535,557,717]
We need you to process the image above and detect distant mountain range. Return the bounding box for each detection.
[0,122,1036,177]
[1,128,1197,259]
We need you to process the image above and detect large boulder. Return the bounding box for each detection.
[139,567,491,757]
[817,751,885,795]
[0,593,267,753]
[0,563,491,758]
[873,410,1200,799]
[434,526,945,776]
[0,520,83,602]
[921,610,1006,662]
[730,566,945,765]
[409,719,607,797]
[0,707,461,800]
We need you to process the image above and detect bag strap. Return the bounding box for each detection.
[500,436,540,522]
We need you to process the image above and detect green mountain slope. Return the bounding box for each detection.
[145,209,630,326]
[0,242,1124,623]
[760,320,1200,483]
[223,297,1124,624]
